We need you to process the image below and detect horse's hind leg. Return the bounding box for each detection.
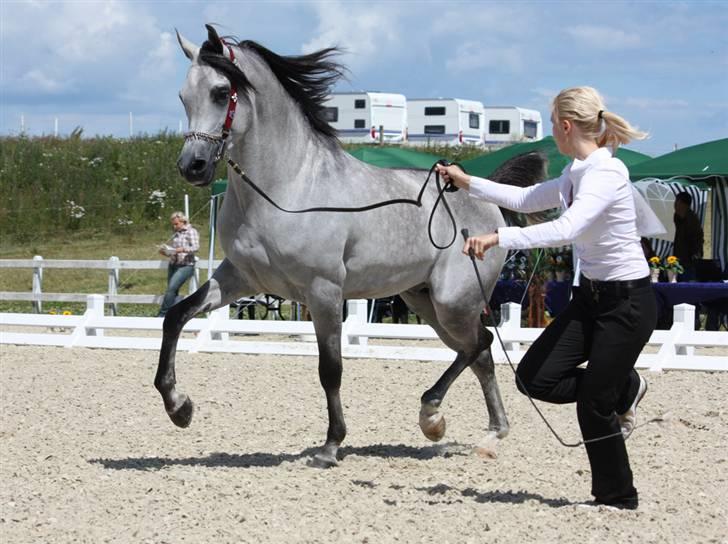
[470,345,510,440]
[155,258,246,428]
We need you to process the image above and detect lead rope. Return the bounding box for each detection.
[226,157,462,249]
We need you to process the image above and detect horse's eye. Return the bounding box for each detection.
[212,87,230,103]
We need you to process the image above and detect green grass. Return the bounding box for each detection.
[0,134,489,318]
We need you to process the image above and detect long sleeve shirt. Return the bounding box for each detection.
[170,225,200,266]
[468,147,650,281]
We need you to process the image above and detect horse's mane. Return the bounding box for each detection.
[199,24,345,140]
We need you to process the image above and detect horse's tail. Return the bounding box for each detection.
[486,151,552,227]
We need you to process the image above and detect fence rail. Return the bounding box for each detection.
[0,256,223,314]
[1,296,726,372]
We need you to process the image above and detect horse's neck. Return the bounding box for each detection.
[233,81,341,193]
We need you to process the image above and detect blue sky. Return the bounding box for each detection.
[1,0,726,156]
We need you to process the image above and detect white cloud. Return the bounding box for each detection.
[567,25,641,50]
[302,1,402,70]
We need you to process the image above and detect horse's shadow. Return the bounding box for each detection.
[88,442,469,472]
[89,444,574,508]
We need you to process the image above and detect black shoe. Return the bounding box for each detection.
[594,494,639,510]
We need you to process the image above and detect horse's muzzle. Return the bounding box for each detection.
[177,146,216,186]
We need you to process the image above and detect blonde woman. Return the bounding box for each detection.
[437,86,661,510]
[157,211,200,318]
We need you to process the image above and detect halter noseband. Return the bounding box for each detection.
[184,39,239,162]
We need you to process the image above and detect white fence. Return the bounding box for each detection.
[0,256,223,314]
[1,295,726,372]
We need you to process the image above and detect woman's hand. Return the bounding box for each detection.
[463,233,499,260]
[435,164,471,190]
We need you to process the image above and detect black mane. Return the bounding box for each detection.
[199,24,345,139]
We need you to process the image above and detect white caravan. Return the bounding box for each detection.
[483,106,543,145]
[323,92,407,143]
[407,98,484,147]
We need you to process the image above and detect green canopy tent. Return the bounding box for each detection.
[629,138,728,274]
[629,138,728,181]
[460,136,651,179]
[346,146,441,170]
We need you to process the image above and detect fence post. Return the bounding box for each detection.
[344,299,368,347]
[108,256,119,316]
[69,294,105,346]
[210,305,229,342]
[32,255,43,313]
[674,303,695,357]
[499,302,522,353]
[189,257,199,295]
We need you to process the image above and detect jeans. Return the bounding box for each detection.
[515,279,657,501]
[158,264,195,317]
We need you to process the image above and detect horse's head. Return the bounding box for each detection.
[176,25,254,187]
[176,25,345,187]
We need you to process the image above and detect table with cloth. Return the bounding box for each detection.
[652,282,728,330]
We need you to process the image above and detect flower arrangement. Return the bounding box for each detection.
[663,255,684,274]
[648,256,661,270]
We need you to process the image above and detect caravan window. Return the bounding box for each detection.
[354,119,366,129]
[324,107,338,123]
[523,120,538,139]
[424,125,446,134]
[354,99,366,109]
[425,107,446,116]
[489,120,510,134]
[469,113,480,129]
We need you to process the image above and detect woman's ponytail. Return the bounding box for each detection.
[553,87,648,152]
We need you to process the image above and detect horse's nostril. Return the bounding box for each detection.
[191,159,207,173]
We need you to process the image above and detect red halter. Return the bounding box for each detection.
[221,40,238,140]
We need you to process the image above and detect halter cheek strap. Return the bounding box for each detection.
[221,41,238,141]
[183,40,239,162]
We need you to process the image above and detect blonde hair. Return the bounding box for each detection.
[170,211,188,223]
[552,86,647,151]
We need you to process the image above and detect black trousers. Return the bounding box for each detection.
[515,277,657,501]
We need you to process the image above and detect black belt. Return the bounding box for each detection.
[579,274,651,299]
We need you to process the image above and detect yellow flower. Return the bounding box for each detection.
[62,310,72,316]
[649,256,660,264]
[667,256,678,265]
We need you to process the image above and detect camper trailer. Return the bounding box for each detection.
[407,98,484,147]
[483,106,543,145]
[323,92,407,143]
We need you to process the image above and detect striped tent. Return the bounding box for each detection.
[631,138,728,274]
[633,178,710,263]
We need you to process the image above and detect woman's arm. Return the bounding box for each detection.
[469,176,562,212]
[435,163,562,212]
[497,172,620,249]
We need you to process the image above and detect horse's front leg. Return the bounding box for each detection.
[154,258,247,428]
[306,279,345,468]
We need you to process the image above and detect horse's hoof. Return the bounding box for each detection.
[419,411,446,442]
[168,395,194,428]
[309,452,338,469]
[472,446,498,459]
[472,431,500,459]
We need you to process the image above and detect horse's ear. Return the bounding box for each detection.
[176,29,199,61]
[205,24,221,48]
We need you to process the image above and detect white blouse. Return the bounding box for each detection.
[468,147,662,281]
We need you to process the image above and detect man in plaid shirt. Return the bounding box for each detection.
[157,211,200,317]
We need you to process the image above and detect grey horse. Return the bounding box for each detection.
[156,25,545,467]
